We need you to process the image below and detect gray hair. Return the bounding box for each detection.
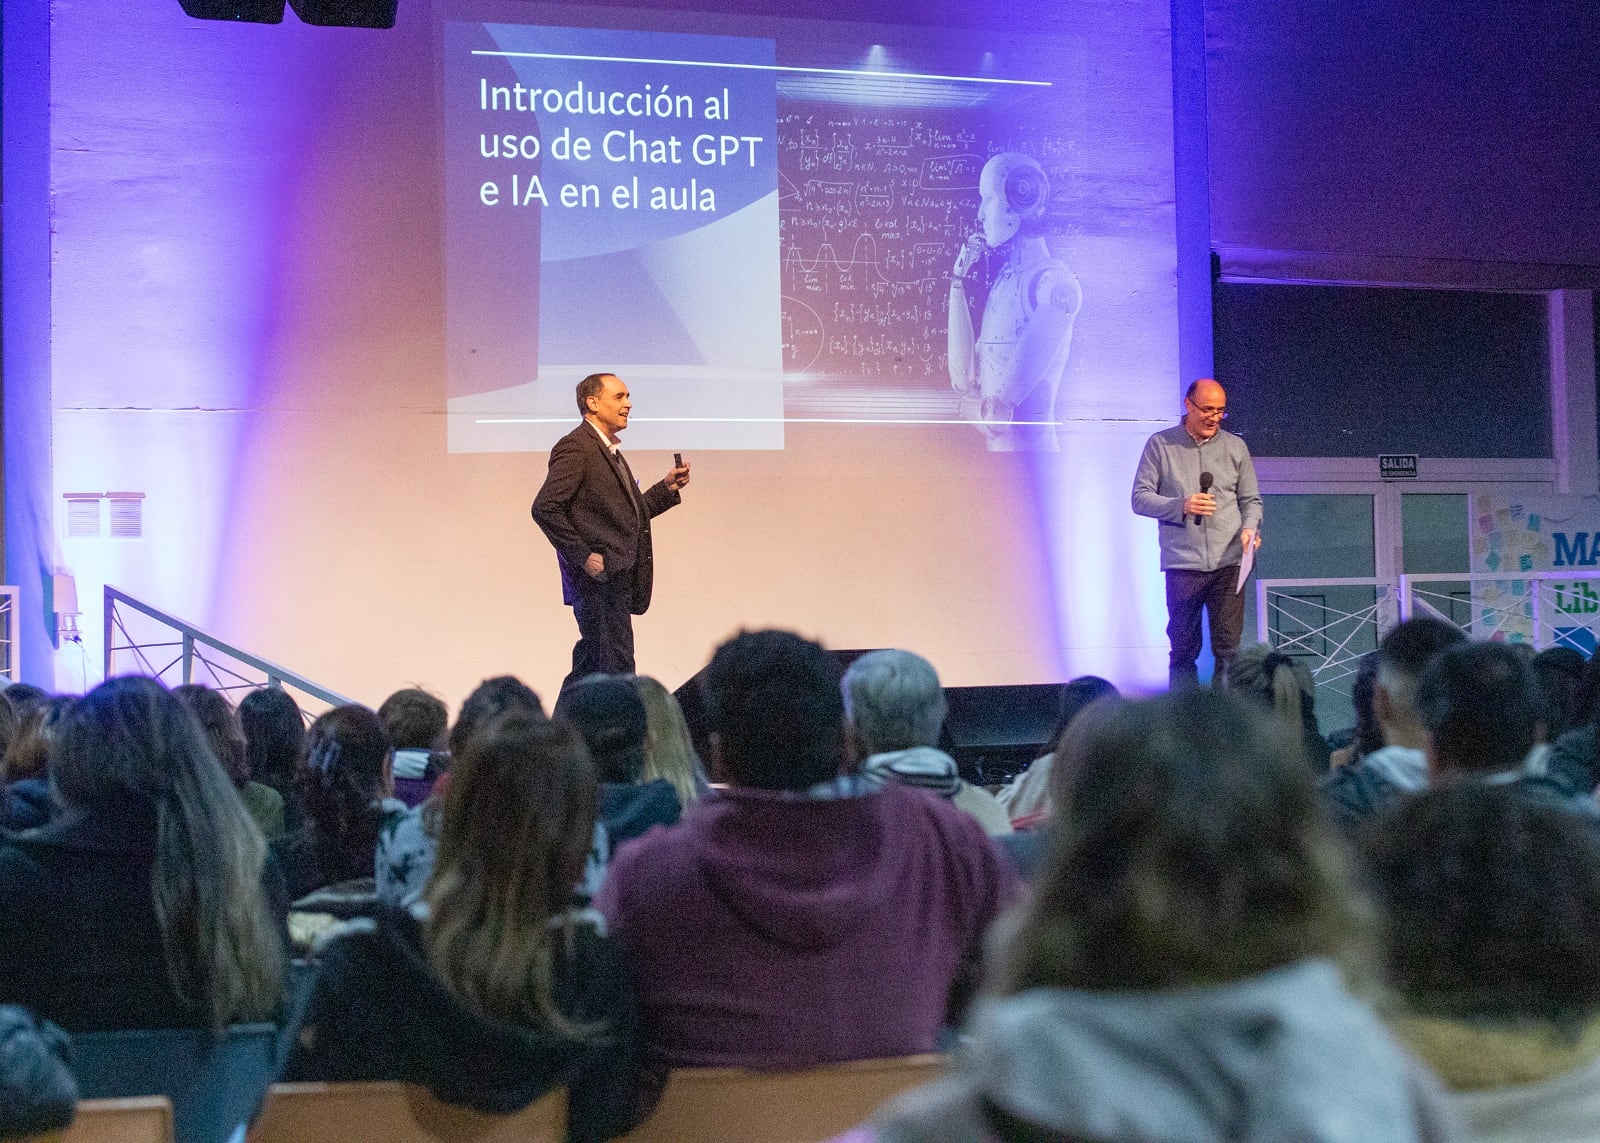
[841,649,946,754]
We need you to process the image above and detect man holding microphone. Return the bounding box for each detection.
[1132,378,1262,688]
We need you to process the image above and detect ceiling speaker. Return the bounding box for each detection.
[178,0,286,22]
[287,0,398,27]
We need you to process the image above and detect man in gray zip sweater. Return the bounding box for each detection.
[1132,378,1263,687]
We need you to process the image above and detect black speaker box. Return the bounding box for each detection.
[178,0,286,22]
[287,0,398,27]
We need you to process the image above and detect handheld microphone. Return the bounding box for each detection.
[1192,471,1214,525]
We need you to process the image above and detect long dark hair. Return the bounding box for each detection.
[238,686,305,791]
[52,676,285,1027]
[295,705,391,882]
[1003,689,1368,994]
[423,714,598,1032]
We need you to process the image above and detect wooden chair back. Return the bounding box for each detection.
[14,1096,173,1143]
[621,1054,946,1143]
[247,1082,566,1143]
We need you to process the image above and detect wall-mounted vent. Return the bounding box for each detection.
[106,492,146,540]
[63,494,102,539]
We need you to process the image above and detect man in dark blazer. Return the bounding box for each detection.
[532,373,691,693]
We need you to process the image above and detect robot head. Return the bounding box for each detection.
[976,153,1049,247]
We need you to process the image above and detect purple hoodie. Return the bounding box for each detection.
[596,779,1022,1071]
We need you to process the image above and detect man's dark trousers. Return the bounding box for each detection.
[1166,565,1244,688]
[564,573,636,693]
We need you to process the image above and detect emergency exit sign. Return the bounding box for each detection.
[1379,454,1418,479]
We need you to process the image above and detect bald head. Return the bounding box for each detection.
[1183,378,1228,440]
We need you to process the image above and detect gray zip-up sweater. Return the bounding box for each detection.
[1132,423,1263,571]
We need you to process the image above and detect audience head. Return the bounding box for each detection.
[1374,618,1468,745]
[377,687,449,752]
[840,649,945,756]
[633,675,704,808]
[1004,689,1365,993]
[450,675,545,759]
[424,712,598,1029]
[3,696,71,783]
[1362,784,1600,1023]
[1347,650,1384,761]
[705,629,845,791]
[0,695,16,769]
[3,683,51,723]
[1226,645,1319,762]
[1416,641,1542,776]
[238,686,305,791]
[1531,645,1586,740]
[554,676,649,784]
[52,676,283,1026]
[297,704,392,844]
[1048,676,1119,753]
[173,684,249,788]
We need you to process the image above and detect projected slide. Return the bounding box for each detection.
[443,16,1176,453]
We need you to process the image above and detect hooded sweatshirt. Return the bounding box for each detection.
[865,747,1013,837]
[281,904,644,1143]
[595,779,1021,1071]
[865,960,1460,1143]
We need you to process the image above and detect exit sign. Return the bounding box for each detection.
[1380,454,1418,479]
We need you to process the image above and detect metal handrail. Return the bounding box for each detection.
[0,586,17,684]
[103,585,352,709]
[1399,570,1600,649]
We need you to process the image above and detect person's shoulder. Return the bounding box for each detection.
[555,421,600,450]
[884,780,996,845]
[1219,426,1255,455]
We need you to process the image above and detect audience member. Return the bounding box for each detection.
[376,675,546,910]
[239,686,307,832]
[841,649,1011,836]
[271,704,401,901]
[1329,650,1383,769]
[2,684,51,724]
[633,675,709,810]
[1,697,70,832]
[1227,643,1333,771]
[376,687,449,808]
[0,676,285,1030]
[0,693,17,769]
[555,676,680,853]
[854,689,1454,1142]
[1413,642,1591,822]
[1531,646,1586,741]
[596,629,1021,1077]
[994,675,1118,827]
[283,714,644,1142]
[1362,784,1600,1139]
[174,684,285,840]
[1319,617,1466,833]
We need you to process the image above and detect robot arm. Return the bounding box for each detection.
[947,234,984,396]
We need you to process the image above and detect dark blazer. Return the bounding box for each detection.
[531,422,680,615]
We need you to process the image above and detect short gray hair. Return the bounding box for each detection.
[841,649,946,754]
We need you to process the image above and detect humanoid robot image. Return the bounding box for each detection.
[948,153,1082,451]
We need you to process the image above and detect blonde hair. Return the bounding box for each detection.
[422,714,599,1032]
[634,675,703,808]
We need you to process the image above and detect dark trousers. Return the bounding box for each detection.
[1166,565,1244,689]
[563,575,635,694]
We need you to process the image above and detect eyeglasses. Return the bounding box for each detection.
[1187,401,1228,419]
